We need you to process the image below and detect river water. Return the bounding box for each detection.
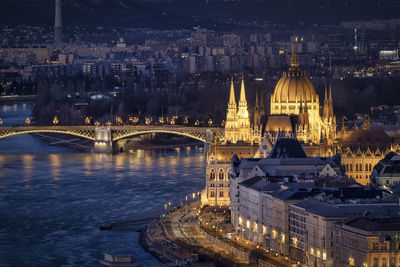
[0,103,206,266]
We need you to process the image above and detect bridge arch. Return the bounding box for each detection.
[112,129,207,143]
[0,129,95,141]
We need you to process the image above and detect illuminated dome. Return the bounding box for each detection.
[271,39,317,104]
[272,70,316,103]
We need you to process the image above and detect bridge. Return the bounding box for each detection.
[0,125,225,153]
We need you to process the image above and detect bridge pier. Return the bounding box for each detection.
[94,127,112,153]
[113,139,128,153]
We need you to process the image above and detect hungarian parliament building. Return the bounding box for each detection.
[201,39,398,207]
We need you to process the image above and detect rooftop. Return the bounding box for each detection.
[344,217,400,232]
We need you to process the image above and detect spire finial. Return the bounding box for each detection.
[239,73,246,103]
[228,77,236,107]
[329,83,332,101]
[290,36,299,68]
[324,83,328,102]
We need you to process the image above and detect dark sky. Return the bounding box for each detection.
[1,0,400,27]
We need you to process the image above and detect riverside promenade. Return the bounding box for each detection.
[143,202,289,266]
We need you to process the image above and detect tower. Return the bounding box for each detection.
[253,89,261,128]
[225,78,238,143]
[54,0,63,45]
[237,75,251,142]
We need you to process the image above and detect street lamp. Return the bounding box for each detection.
[25,118,31,125]
[0,118,3,125]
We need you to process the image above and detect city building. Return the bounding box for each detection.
[230,138,344,253]
[290,198,399,266]
[334,216,400,267]
[202,76,264,207]
[266,38,336,150]
[372,152,400,188]
[337,121,392,186]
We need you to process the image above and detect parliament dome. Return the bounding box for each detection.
[272,70,317,103]
[271,39,317,104]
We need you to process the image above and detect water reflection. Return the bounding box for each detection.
[49,154,61,181]
[22,154,34,188]
[0,103,206,266]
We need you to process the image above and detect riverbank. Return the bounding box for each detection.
[0,95,37,103]
[142,202,250,266]
[143,203,291,267]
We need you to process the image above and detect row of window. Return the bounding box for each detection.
[209,190,228,197]
[345,163,372,172]
[349,175,370,180]
[209,169,230,180]
[209,183,225,188]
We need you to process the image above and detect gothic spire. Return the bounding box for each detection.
[290,37,299,68]
[239,74,247,105]
[324,83,328,104]
[228,78,236,109]
[329,83,334,118]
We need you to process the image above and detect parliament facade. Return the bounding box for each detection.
[202,37,396,206]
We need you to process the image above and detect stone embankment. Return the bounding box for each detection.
[142,201,286,266]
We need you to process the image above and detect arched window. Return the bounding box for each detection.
[210,191,215,197]
[210,169,215,180]
[218,169,224,180]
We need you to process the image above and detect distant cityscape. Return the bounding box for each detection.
[1,0,400,266]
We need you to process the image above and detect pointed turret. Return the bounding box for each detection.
[228,78,237,109]
[323,84,329,118]
[239,74,247,106]
[225,77,238,143]
[290,37,299,68]
[260,90,265,117]
[236,74,251,142]
[328,83,334,118]
[254,89,261,127]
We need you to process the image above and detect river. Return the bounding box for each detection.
[0,103,206,266]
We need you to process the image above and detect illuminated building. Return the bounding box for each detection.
[290,199,400,266]
[266,38,336,152]
[337,120,392,186]
[201,76,261,206]
[334,217,400,267]
[224,76,251,144]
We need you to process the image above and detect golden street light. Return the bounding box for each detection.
[0,118,3,125]
[25,118,31,125]
[85,117,91,125]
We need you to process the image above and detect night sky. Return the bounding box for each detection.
[1,0,400,27]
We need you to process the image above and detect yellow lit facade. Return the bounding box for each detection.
[268,38,336,149]
[224,76,251,144]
